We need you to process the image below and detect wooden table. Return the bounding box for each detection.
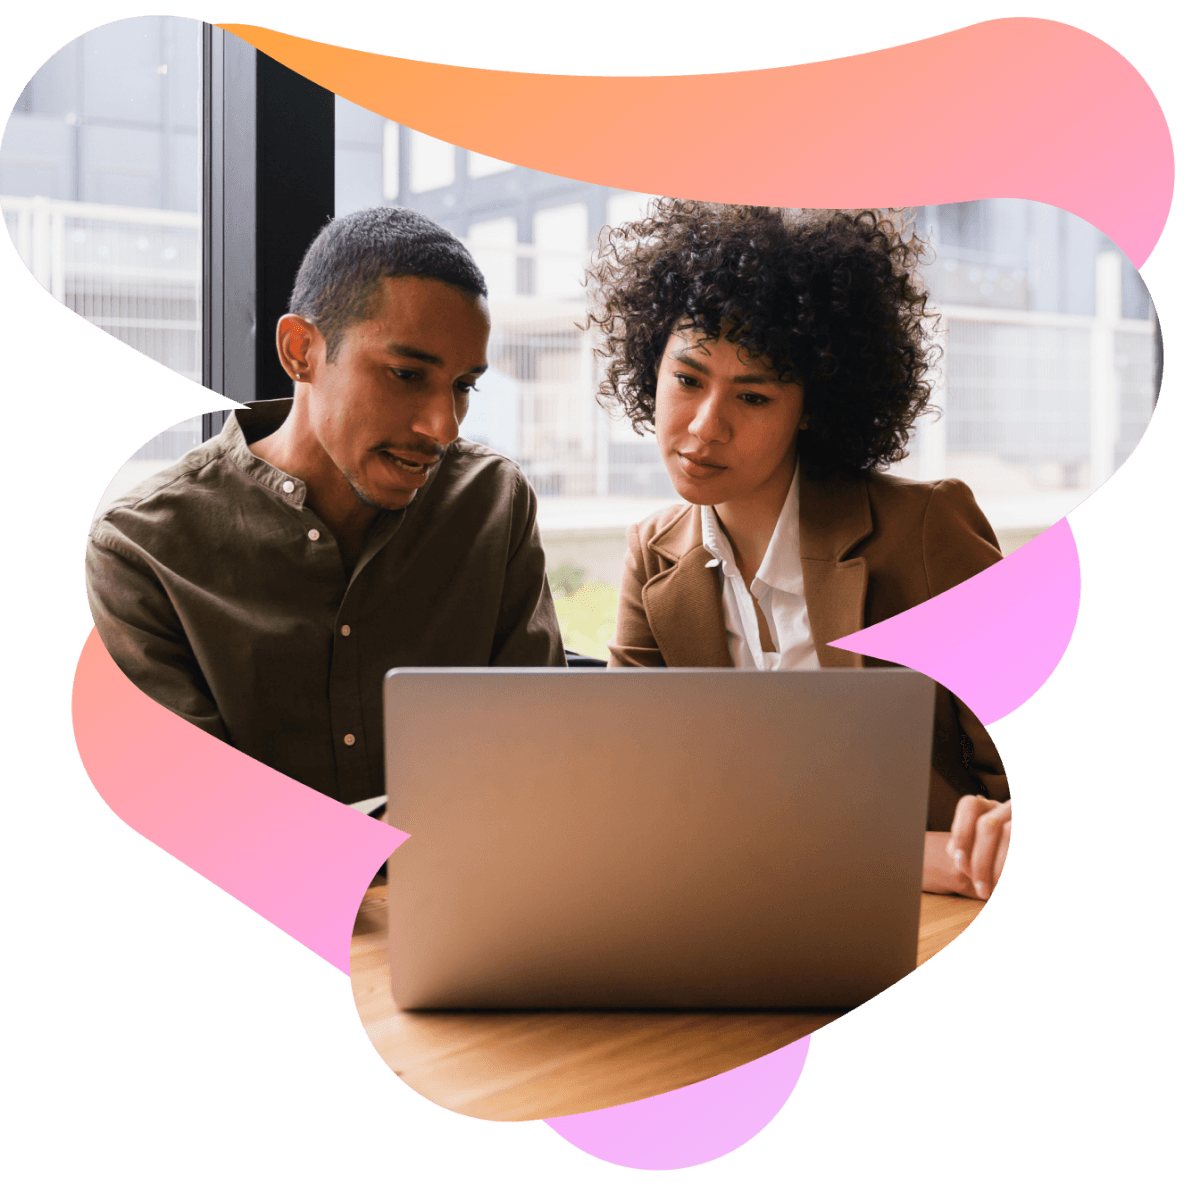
[351,888,984,1121]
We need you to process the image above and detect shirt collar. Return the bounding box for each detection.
[753,465,806,596]
[699,464,806,595]
[700,501,739,575]
[218,399,308,509]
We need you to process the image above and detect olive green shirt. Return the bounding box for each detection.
[86,400,566,804]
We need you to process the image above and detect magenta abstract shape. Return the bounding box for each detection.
[72,629,406,972]
[545,1037,810,1170]
[831,518,1082,726]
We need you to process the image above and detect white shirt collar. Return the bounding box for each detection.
[700,465,806,597]
[700,497,737,573]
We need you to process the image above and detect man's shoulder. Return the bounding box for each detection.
[89,439,234,551]
[431,438,532,505]
[447,438,528,482]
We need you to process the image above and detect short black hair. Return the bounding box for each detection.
[588,201,936,478]
[288,206,488,362]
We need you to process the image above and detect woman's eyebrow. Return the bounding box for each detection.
[671,350,710,374]
[672,345,781,383]
[671,348,778,384]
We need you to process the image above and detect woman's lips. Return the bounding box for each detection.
[676,452,727,479]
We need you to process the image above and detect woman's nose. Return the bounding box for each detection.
[688,392,729,444]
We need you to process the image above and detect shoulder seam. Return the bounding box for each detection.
[919,481,942,600]
[87,527,150,568]
[94,448,224,522]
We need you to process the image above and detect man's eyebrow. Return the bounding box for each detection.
[672,349,775,384]
[383,343,488,375]
[384,343,443,365]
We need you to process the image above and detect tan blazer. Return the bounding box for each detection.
[608,470,1009,831]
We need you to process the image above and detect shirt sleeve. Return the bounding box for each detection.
[489,474,567,667]
[607,523,667,668]
[85,528,230,741]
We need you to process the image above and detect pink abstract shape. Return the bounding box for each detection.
[546,1037,810,1169]
[72,629,406,972]
[831,518,1082,726]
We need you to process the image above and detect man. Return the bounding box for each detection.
[87,206,566,805]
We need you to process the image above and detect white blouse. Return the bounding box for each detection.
[699,468,821,672]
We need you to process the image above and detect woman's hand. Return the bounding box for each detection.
[923,795,1011,900]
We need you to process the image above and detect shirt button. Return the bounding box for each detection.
[307,529,320,541]
[343,733,356,746]
[281,480,295,494]
[340,625,351,637]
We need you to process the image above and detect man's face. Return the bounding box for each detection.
[306,276,490,511]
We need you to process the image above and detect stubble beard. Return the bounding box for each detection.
[341,441,448,512]
[342,457,439,512]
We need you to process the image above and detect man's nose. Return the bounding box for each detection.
[688,391,730,444]
[411,387,461,447]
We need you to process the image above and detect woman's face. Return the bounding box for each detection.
[654,327,807,508]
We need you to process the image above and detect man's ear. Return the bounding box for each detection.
[276,315,321,384]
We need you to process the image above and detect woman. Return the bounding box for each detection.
[588,201,1010,900]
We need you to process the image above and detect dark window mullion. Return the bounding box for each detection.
[201,27,334,438]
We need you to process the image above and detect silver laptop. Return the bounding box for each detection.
[384,668,934,1010]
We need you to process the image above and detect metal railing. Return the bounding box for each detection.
[3,194,204,462]
[911,254,1157,504]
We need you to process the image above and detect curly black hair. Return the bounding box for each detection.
[586,201,936,477]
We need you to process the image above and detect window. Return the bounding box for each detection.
[468,150,514,179]
[1,16,204,507]
[334,94,385,217]
[409,129,455,193]
[533,202,588,300]
[383,122,400,201]
[606,191,655,228]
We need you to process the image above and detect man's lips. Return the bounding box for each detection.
[378,450,439,480]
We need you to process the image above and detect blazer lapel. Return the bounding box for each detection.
[798,471,874,668]
[642,509,732,667]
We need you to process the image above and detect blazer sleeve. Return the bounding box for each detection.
[921,479,1010,809]
[922,479,1006,595]
[607,523,667,668]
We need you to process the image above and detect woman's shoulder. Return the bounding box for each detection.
[862,471,981,505]
[629,501,698,553]
[858,472,1002,587]
[833,471,989,533]
[806,469,991,534]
